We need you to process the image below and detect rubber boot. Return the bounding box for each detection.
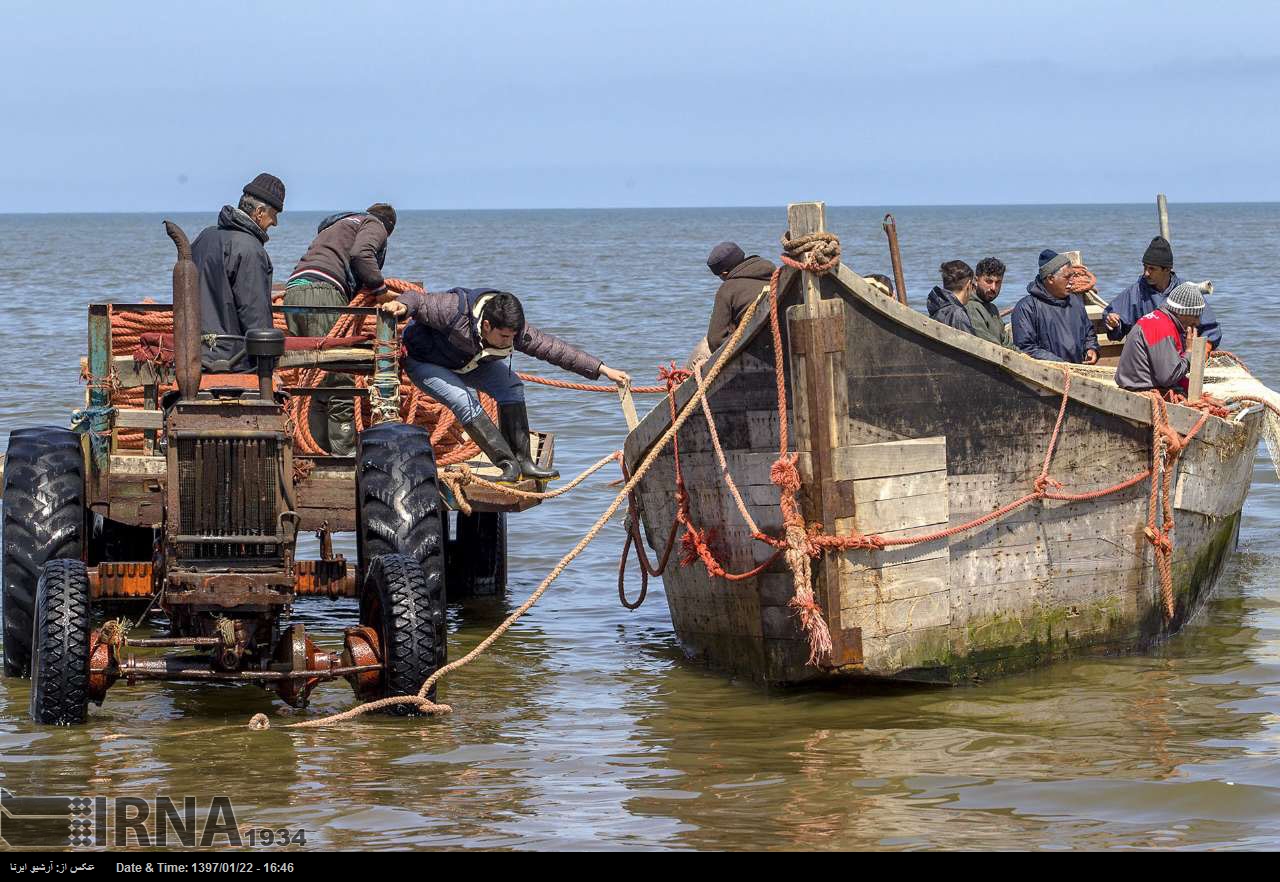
[463,413,522,484]
[499,402,560,481]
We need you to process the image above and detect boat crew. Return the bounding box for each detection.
[1114,281,1209,394]
[966,257,1013,348]
[382,288,631,483]
[284,203,398,455]
[1011,250,1099,364]
[190,173,286,372]
[1102,236,1222,350]
[926,261,976,333]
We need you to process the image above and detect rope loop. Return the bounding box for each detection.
[780,231,841,275]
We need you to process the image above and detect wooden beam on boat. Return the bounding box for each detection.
[786,201,862,668]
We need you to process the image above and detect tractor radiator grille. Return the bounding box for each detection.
[176,436,281,561]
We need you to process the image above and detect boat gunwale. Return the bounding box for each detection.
[625,260,1255,468]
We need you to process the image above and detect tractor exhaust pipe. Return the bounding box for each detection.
[163,221,202,401]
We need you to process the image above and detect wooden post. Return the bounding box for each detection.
[789,202,826,309]
[882,213,909,306]
[785,201,862,668]
[1157,193,1171,241]
[1187,328,1207,401]
[616,382,639,431]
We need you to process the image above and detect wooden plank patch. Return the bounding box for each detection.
[832,436,946,481]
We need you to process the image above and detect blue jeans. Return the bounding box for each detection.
[403,355,524,424]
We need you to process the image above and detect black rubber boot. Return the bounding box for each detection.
[499,402,560,481]
[463,413,522,484]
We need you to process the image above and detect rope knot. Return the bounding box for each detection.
[658,362,692,390]
[780,231,842,275]
[1033,474,1063,496]
[769,454,803,494]
[1144,526,1174,555]
[98,618,130,649]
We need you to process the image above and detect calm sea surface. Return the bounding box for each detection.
[0,204,1278,850]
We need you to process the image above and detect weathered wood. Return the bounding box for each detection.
[112,348,375,389]
[833,437,947,481]
[114,409,164,430]
[1188,330,1207,402]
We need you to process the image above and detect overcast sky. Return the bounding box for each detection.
[2,0,1277,211]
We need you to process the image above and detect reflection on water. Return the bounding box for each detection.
[1,206,1278,849]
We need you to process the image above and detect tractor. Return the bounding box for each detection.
[1,222,553,723]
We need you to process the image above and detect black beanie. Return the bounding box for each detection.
[1142,236,1173,269]
[706,241,746,276]
[243,173,285,212]
[367,203,397,234]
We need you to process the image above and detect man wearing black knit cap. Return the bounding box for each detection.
[190,172,286,371]
[1102,235,1222,349]
[701,241,776,355]
[284,202,399,454]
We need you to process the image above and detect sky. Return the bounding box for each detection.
[2,0,1278,211]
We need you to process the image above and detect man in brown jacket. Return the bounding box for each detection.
[699,242,776,356]
[383,287,630,483]
[284,203,397,454]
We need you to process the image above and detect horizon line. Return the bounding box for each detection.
[2,199,1278,216]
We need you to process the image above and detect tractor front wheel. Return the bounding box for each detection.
[29,559,93,725]
[359,553,446,714]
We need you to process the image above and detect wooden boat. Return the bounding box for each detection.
[622,202,1268,686]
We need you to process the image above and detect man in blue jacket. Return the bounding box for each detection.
[1011,250,1099,364]
[1102,236,1222,350]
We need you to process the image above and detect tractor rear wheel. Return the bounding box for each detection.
[3,428,85,678]
[355,422,447,588]
[29,559,93,725]
[360,553,446,713]
[450,512,508,598]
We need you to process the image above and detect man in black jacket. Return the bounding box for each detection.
[190,173,285,371]
[688,242,777,364]
[284,203,397,454]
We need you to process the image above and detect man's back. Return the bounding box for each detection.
[191,205,273,370]
[706,255,776,351]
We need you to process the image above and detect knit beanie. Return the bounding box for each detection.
[1142,236,1174,269]
[243,173,286,212]
[707,241,746,276]
[1165,280,1213,316]
[1038,250,1071,281]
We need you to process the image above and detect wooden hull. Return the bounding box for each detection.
[624,262,1263,686]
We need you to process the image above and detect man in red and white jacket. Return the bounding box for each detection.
[1114,280,1211,394]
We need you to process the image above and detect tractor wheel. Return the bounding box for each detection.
[355,422,446,587]
[29,559,93,725]
[360,553,446,712]
[3,428,85,678]
[450,512,508,598]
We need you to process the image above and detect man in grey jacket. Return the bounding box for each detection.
[1114,281,1210,394]
[383,287,630,483]
[190,173,285,371]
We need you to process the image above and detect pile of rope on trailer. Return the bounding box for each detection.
[620,231,1279,664]
[96,279,666,467]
